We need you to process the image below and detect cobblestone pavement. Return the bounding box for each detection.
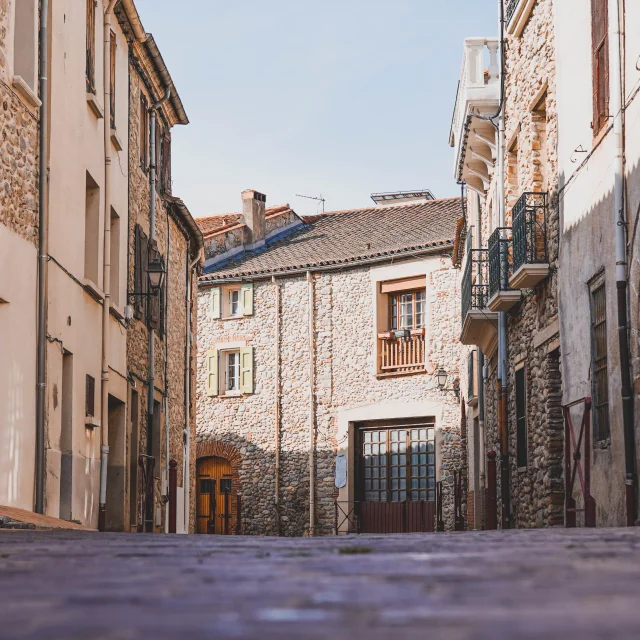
[2,528,640,639]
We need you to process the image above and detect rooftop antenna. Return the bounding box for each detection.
[296,193,325,214]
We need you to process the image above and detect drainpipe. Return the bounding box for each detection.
[98,0,118,532]
[163,206,170,532]
[610,0,636,525]
[272,276,281,535]
[147,88,171,531]
[307,271,316,536]
[35,0,50,515]
[183,248,200,533]
[496,0,510,530]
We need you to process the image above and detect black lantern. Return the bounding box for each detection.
[147,246,165,293]
[437,368,460,399]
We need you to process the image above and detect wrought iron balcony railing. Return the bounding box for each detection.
[505,0,520,25]
[488,227,513,299]
[462,248,490,322]
[512,192,548,273]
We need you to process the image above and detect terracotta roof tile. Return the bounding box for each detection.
[197,205,293,238]
[200,197,462,282]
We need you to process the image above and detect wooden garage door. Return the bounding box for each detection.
[196,456,232,534]
[358,422,436,533]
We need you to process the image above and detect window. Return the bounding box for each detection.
[226,352,240,392]
[14,0,38,91]
[229,290,241,317]
[85,374,96,417]
[390,290,425,330]
[86,0,96,93]
[109,30,116,129]
[515,367,527,468]
[140,94,149,169]
[206,347,254,396]
[134,224,148,320]
[84,172,100,285]
[110,208,120,307]
[591,0,609,134]
[209,283,254,319]
[161,134,172,195]
[362,426,436,503]
[590,275,610,441]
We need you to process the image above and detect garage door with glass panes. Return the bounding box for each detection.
[358,421,436,533]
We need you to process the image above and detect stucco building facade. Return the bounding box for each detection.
[196,191,466,536]
[0,0,200,533]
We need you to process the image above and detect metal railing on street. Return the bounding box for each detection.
[488,227,513,299]
[462,248,490,322]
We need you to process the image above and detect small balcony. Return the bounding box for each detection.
[461,249,498,355]
[488,227,521,312]
[509,192,550,289]
[378,329,425,376]
[449,38,500,195]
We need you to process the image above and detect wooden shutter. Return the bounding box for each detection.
[591,0,609,134]
[206,349,219,397]
[86,0,96,93]
[162,135,172,195]
[140,94,148,169]
[240,347,254,394]
[134,225,147,320]
[85,375,95,417]
[241,283,254,316]
[210,287,221,319]
[109,30,116,129]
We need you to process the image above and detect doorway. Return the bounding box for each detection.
[355,419,436,533]
[196,456,233,534]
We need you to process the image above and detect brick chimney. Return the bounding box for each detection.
[241,189,266,245]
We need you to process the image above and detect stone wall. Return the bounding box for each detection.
[0,80,38,246]
[197,256,465,536]
[127,66,197,532]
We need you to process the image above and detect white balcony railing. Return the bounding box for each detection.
[450,38,500,182]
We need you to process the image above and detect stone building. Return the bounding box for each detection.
[450,0,563,529]
[554,0,640,526]
[0,0,200,533]
[196,190,466,536]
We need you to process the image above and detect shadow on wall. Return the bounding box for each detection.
[195,432,337,537]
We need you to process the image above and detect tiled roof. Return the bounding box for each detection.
[200,197,461,282]
[197,205,293,239]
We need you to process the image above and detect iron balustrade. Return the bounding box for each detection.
[461,249,490,323]
[488,227,513,299]
[505,0,519,25]
[512,192,548,273]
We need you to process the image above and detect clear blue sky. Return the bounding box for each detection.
[135,1,497,217]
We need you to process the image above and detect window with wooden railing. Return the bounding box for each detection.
[378,284,426,376]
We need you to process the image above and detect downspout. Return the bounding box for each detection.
[147,88,171,531]
[272,276,281,535]
[496,0,510,530]
[98,0,118,532]
[183,249,200,533]
[610,0,637,525]
[307,271,316,536]
[163,205,170,532]
[474,192,485,529]
[35,0,50,515]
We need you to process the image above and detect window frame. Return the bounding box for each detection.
[86,0,96,94]
[225,351,241,394]
[140,93,149,170]
[591,0,609,135]
[389,288,426,331]
[589,272,610,443]
[228,289,241,317]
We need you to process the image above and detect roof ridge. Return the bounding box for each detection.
[305,196,461,218]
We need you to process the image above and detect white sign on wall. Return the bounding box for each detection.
[335,455,347,489]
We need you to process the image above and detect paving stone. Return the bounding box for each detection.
[2,528,640,638]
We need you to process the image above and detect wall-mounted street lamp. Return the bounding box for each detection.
[437,368,460,400]
[128,243,165,306]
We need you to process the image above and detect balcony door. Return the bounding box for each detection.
[356,419,436,533]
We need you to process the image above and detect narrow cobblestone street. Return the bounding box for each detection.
[2,528,640,639]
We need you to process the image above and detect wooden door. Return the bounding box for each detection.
[357,422,436,534]
[196,457,232,534]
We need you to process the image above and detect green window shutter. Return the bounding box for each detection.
[206,349,219,397]
[240,346,254,394]
[241,283,254,316]
[210,287,221,319]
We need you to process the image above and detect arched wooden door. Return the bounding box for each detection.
[197,456,233,534]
